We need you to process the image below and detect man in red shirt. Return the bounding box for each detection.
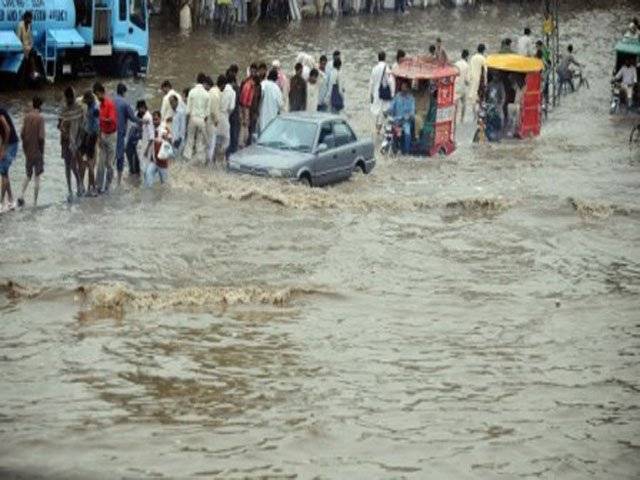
[93,82,118,194]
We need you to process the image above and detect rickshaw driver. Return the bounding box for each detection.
[387,80,416,154]
[613,58,638,110]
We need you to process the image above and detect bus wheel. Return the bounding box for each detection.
[119,54,137,78]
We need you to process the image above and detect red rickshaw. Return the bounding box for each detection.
[390,56,459,156]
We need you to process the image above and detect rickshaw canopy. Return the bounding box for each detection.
[391,56,459,80]
[615,38,640,56]
[486,54,544,73]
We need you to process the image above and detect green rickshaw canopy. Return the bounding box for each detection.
[615,38,640,55]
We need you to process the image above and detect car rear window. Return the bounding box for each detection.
[333,121,356,147]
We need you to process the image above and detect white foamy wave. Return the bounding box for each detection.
[75,282,332,316]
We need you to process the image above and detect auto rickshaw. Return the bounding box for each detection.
[611,37,640,113]
[481,54,544,140]
[390,56,459,156]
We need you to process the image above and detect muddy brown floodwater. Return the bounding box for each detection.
[1,1,640,479]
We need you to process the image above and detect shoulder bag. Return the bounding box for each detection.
[378,65,393,101]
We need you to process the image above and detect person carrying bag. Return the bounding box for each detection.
[378,65,392,101]
[145,118,174,187]
[330,59,345,113]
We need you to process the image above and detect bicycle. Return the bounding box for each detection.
[558,68,589,95]
[573,69,590,91]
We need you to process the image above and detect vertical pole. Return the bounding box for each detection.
[544,0,550,115]
[553,0,560,107]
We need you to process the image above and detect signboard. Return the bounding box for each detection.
[0,0,69,25]
[436,106,454,123]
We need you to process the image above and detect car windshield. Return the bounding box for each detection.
[257,118,317,152]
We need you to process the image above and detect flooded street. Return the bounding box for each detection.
[1,1,640,478]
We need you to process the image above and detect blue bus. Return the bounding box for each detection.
[0,0,149,84]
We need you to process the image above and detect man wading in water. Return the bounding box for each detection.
[18,96,45,207]
[59,88,84,200]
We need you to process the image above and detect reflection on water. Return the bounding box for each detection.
[1,1,640,478]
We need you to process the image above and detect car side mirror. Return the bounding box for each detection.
[316,143,328,154]
[251,133,258,143]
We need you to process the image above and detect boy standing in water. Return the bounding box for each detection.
[59,88,84,201]
[79,91,99,196]
[18,96,45,206]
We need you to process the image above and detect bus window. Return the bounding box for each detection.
[119,0,126,21]
[130,0,146,30]
[75,0,92,27]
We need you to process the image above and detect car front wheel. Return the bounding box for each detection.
[299,173,312,187]
[353,160,367,174]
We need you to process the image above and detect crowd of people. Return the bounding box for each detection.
[2,18,637,210]
[0,50,347,210]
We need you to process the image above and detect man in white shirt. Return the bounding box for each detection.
[160,80,182,121]
[137,100,155,174]
[624,22,639,40]
[295,52,314,81]
[259,69,283,133]
[517,27,534,57]
[369,51,394,135]
[184,73,211,164]
[207,77,222,165]
[614,58,638,109]
[272,60,290,112]
[306,68,321,112]
[454,49,471,124]
[219,75,237,161]
[468,43,488,118]
[168,94,186,155]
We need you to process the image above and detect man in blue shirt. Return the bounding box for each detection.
[388,80,415,154]
[114,83,139,186]
[318,51,340,111]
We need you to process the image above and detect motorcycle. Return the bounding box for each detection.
[610,80,622,114]
[473,103,487,144]
[379,113,402,156]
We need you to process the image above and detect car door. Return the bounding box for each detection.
[113,0,148,73]
[332,121,358,181]
[314,121,339,185]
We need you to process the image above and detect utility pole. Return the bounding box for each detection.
[554,0,560,107]
[544,0,560,109]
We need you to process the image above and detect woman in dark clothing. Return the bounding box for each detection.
[227,65,241,155]
[288,63,308,112]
